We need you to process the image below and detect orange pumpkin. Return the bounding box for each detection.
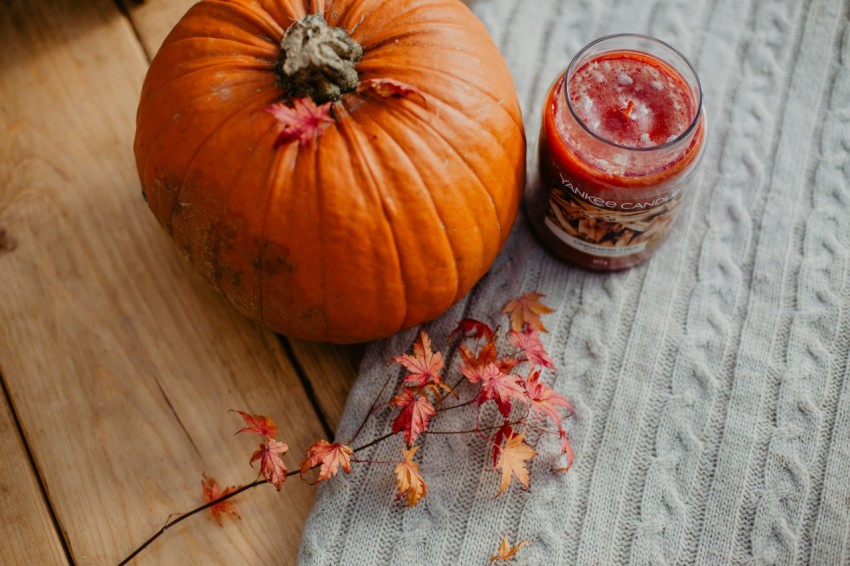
[135,0,525,343]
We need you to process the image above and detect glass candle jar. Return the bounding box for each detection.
[527,34,707,270]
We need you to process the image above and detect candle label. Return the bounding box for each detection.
[543,181,683,257]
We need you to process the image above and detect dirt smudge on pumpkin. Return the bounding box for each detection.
[0,228,17,255]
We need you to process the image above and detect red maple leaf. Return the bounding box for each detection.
[394,446,427,507]
[491,421,514,466]
[357,78,425,103]
[233,411,278,439]
[391,388,436,445]
[477,365,527,417]
[450,318,496,342]
[266,97,335,147]
[503,292,555,332]
[507,327,555,369]
[201,474,241,526]
[558,428,575,472]
[250,439,289,490]
[300,440,354,484]
[524,370,572,428]
[494,433,537,495]
[394,328,444,387]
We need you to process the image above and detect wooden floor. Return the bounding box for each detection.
[0,1,365,564]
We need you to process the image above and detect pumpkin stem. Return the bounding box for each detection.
[277,13,363,104]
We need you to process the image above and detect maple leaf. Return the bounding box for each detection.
[503,292,555,332]
[450,318,496,342]
[477,365,527,417]
[524,370,572,429]
[201,474,241,526]
[250,439,289,490]
[233,410,278,439]
[393,328,444,387]
[557,428,575,472]
[490,534,529,562]
[266,97,335,147]
[300,440,354,484]
[356,78,425,103]
[394,446,427,507]
[507,327,555,369]
[391,388,436,445]
[491,420,514,466]
[495,433,537,495]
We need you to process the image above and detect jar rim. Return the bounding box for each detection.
[564,33,704,153]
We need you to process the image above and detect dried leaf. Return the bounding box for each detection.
[300,440,354,484]
[394,446,427,507]
[394,328,444,387]
[556,428,575,472]
[233,410,278,439]
[357,78,425,102]
[524,370,572,429]
[391,388,436,445]
[491,421,514,466]
[478,366,527,417]
[495,433,536,495]
[201,474,241,526]
[507,327,554,369]
[266,97,335,147]
[490,534,528,562]
[250,439,289,490]
[503,292,555,333]
[450,318,496,343]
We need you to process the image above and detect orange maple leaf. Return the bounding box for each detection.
[490,534,528,562]
[266,97,334,147]
[250,439,289,490]
[394,446,427,507]
[507,327,554,369]
[233,410,278,439]
[524,370,572,428]
[503,292,555,333]
[201,474,241,526]
[495,433,537,495]
[393,328,444,387]
[300,440,354,484]
[391,388,436,446]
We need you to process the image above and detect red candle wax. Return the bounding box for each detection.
[528,35,706,270]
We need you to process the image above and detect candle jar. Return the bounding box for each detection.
[527,34,707,270]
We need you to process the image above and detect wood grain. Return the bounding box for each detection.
[0,387,68,566]
[0,1,327,563]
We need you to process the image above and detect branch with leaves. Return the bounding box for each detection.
[119,292,571,565]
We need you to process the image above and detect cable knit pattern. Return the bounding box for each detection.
[299,1,850,564]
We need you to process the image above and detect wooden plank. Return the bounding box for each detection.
[0,1,328,564]
[0,384,68,566]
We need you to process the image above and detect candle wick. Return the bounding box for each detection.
[622,99,634,119]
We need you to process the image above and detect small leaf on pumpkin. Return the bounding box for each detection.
[201,474,241,526]
[250,439,289,490]
[507,327,554,369]
[300,440,354,484]
[266,97,335,147]
[495,433,536,495]
[394,446,427,507]
[490,533,528,562]
[393,328,444,387]
[503,292,555,333]
[357,78,425,103]
[233,410,278,439]
[391,388,436,446]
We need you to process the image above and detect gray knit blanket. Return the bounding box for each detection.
[299,0,850,563]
